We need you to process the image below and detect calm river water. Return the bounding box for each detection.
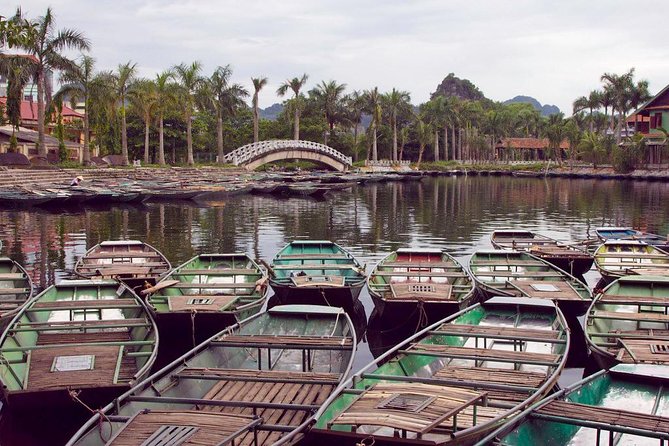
[1,175,669,443]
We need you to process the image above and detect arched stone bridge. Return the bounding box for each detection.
[224,140,353,171]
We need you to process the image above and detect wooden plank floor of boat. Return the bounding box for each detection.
[109,410,259,446]
[195,368,340,446]
[510,281,584,301]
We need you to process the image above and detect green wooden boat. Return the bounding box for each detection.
[146,253,269,364]
[478,364,669,446]
[594,240,669,283]
[74,240,171,288]
[368,248,477,325]
[585,275,669,370]
[469,250,592,318]
[269,240,366,309]
[0,280,158,411]
[0,257,33,333]
[67,305,356,446]
[596,226,669,252]
[308,297,569,446]
[490,230,593,277]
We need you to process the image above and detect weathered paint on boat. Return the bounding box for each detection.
[479,364,669,446]
[490,230,593,277]
[0,257,33,333]
[469,250,592,318]
[269,240,366,309]
[594,240,669,283]
[0,280,158,411]
[308,297,569,446]
[368,248,477,325]
[596,226,669,252]
[67,304,356,446]
[147,253,269,365]
[585,275,669,369]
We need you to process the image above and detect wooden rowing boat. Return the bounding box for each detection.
[368,248,477,325]
[596,226,669,252]
[490,230,593,277]
[67,304,356,446]
[0,257,33,333]
[308,296,569,446]
[469,250,592,318]
[479,364,669,446]
[0,280,158,411]
[594,240,669,283]
[146,253,269,366]
[585,275,669,370]
[268,240,366,309]
[74,240,171,288]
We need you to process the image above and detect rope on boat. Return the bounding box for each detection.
[320,288,332,307]
[356,436,375,446]
[69,389,112,442]
[415,300,430,332]
[191,310,197,348]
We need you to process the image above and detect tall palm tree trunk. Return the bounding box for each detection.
[158,116,166,166]
[83,101,91,164]
[451,127,456,160]
[253,105,260,143]
[121,108,129,165]
[443,127,449,161]
[372,125,378,161]
[37,70,47,156]
[392,118,398,161]
[143,120,150,164]
[433,130,439,161]
[294,108,300,140]
[186,118,194,165]
[217,111,224,163]
[353,125,359,162]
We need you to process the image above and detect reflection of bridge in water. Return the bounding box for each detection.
[224,140,353,171]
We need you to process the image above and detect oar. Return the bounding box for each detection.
[140,279,180,296]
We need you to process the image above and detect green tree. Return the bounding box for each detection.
[311,80,347,145]
[578,131,608,168]
[363,87,382,161]
[414,117,432,168]
[251,77,268,143]
[111,61,137,165]
[155,70,176,166]
[128,78,157,164]
[174,61,203,165]
[14,7,90,156]
[277,73,309,140]
[601,69,635,143]
[543,112,567,165]
[382,88,411,161]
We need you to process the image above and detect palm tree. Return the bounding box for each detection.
[204,65,249,163]
[601,69,635,143]
[415,117,432,168]
[56,55,96,164]
[111,61,137,165]
[543,112,567,165]
[363,87,382,161]
[128,78,157,164]
[421,98,443,161]
[251,77,268,143]
[14,7,90,156]
[155,70,175,166]
[277,73,308,140]
[311,80,347,145]
[174,61,203,165]
[344,91,366,161]
[383,88,411,161]
[2,55,35,141]
[628,79,651,132]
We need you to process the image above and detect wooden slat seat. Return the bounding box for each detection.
[537,400,669,433]
[471,271,560,278]
[177,367,341,383]
[277,254,349,260]
[29,298,140,311]
[406,344,561,366]
[170,282,256,289]
[598,294,669,305]
[0,288,30,295]
[597,253,669,259]
[78,262,168,269]
[614,339,669,364]
[435,366,547,388]
[108,411,260,446]
[382,261,456,269]
[85,252,161,259]
[389,283,453,301]
[0,273,28,280]
[272,264,357,270]
[471,260,547,267]
[374,271,468,278]
[509,281,584,301]
[599,262,669,268]
[591,329,669,340]
[328,382,488,434]
[37,330,131,345]
[166,295,239,312]
[215,334,352,348]
[431,324,561,342]
[174,268,260,275]
[14,318,148,331]
[494,238,554,244]
[591,311,669,323]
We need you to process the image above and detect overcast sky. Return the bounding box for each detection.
[10,1,669,113]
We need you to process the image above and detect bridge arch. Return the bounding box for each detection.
[224,140,352,172]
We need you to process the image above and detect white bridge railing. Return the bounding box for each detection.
[224,140,353,167]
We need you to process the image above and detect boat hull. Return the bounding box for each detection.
[539,255,593,278]
[269,279,363,309]
[3,384,131,412]
[369,290,478,326]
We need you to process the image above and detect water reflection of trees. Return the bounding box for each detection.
[1,177,668,289]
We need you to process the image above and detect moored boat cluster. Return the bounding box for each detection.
[0,227,668,445]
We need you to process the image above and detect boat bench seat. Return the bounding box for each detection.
[472,271,561,278]
[537,400,669,433]
[174,269,260,275]
[214,334,353,349]
[405,344,561,367]
[78,262,169,269]
[177,367,341,384]
[28,298,141,311]
[591,310,669,323]
[471,261,547,267]
[277,254,349,260]
[598,294,669,306]
[613,339,669,364]
[170,282,257,289]
[0,288,30,295]
[85,252,161,259]
[494,238,554,244]
[272,264,357,270]
[374,271,468,278]
[14,318,148,332]
[0,273,28,280]
[37,330,131,346]
[382,261,456,269]
[430,324,562,342]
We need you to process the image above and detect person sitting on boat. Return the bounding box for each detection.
[70,176,83,186]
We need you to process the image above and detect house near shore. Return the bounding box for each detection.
[494,137,570,161]
[0,125,91,164]
[630,83,669,164]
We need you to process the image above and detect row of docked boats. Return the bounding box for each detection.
[0,226,668,445]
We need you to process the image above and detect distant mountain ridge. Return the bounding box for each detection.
[503,95,560,116]
[259,103,283,120]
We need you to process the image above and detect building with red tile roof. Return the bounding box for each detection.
[494,137,569,161]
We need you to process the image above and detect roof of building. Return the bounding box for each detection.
[626,113,650,123]
[0,124,82,148]
[495,137,569,150]
[635,83,669,116]
[0,97,84,121]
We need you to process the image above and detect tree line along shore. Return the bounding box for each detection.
[1,8,666,174]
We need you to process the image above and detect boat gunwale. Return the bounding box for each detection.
[0,258,35,325]
[65,304,357,446]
